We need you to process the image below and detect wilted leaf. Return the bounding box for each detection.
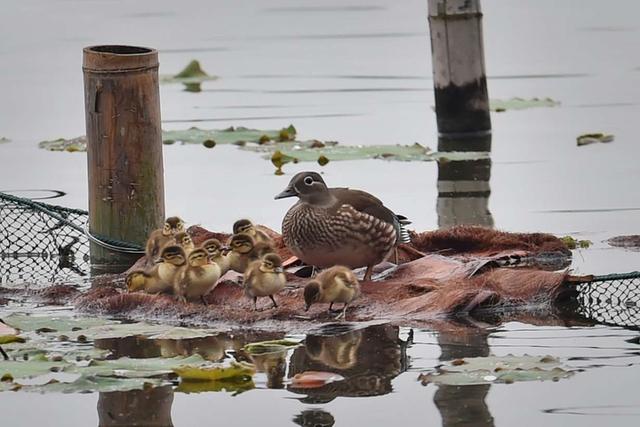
[290,371,345,389]
[577,133,614,146]
[418,355,574,386]
[173,361,255,382]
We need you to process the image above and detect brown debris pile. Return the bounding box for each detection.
[75,226,574,325]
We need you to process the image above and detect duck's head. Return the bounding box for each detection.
[174,231,194,249]
[232,219,255,235]
[160,245,187,266]
[303,280,321,311]
[163,216,185,236]
[274,171,329,203]
[201,238,223,258]
[229,233,255,254]
[260,253,284,274]
[188,248,209,267]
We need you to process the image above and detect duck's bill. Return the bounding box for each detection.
[274,187,296,199]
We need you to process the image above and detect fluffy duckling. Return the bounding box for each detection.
[232,219,273,245]
[200,238,230,274]
[227,233,275,273]
[174,248,222,304]
[174,231,195,255]
[243,253,286,310]
[145,216,185,263]
[126,245,186,295]
[304,265,360,320]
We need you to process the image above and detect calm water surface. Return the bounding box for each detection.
[1,0,640,426]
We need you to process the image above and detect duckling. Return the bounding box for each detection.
[174,231,195,255]
[227,233,255,273]
[174,248,222,304]
[145,216,185,263]
[232,219,273,245]
[243,253,286,310]
[125,245,186,295]
[156,245,187,292]
[200,238,230,274]
[303,265,360,320]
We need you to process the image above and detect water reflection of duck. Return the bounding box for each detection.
[293,409,335,427]
[288,324,411,400]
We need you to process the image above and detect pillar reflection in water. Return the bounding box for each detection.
[98,385,174,427]
[437,136,493,228]
[433,323,494,427]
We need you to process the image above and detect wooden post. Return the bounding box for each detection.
[428,0,491,136]
[83,45,165,273]
[437,137,493,228]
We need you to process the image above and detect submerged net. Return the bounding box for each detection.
[0,192,91,285]
[0,191,639,328]
[573,272,640,329]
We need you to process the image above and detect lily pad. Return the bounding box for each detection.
[490,97,560,112]
[176,377,255,394]
[577,133,614,146]
[173,361,255,382]
[162,125,296,146]
[0,137,10,144]
[3,314,115,334]
[71,322,218,341]
[160,60,218,84]
[78,354,207,378]
[29,376,166,394]
[243,339,301,355]
[38,136,87,152]
[0,359,70,380]
[418,355,574,386]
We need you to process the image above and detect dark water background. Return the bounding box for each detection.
[1,0,640,425]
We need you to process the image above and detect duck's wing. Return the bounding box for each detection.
[330,187,410,244]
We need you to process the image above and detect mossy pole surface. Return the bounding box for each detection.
[428,0,491,136]
[83,45,165,273]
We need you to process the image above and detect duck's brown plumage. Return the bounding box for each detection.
[276,172,409,281]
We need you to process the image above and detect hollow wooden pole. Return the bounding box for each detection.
[428,0,491,136]
[83,45,165,272]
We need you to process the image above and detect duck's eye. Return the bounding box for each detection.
[304,176,314,186]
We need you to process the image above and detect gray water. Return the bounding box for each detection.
[1,0,640,426]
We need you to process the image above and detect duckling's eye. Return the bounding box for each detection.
[304,176,314,186]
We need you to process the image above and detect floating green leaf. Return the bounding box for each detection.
[174,361,255,382]
[160,60,218,85]
[243,339,301,355]
[418,355,574,386]
[490,97,560,112]
[577,133,614,146]
[0,359,70,380]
